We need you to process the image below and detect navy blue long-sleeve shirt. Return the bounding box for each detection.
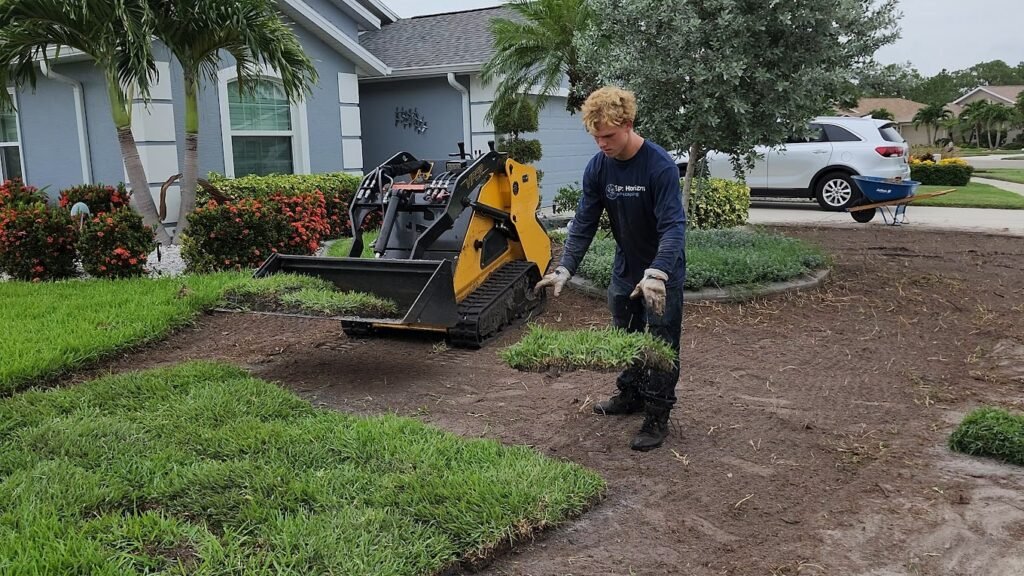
[560,140,687,290]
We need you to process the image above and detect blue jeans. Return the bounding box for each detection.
[607,280,682,409]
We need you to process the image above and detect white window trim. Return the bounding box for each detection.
[218,65,310,178]
[1,88,27,182]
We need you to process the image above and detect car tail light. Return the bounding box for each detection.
[875,146,904,158]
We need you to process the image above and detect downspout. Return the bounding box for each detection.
[40,60,92,184]
[447,73,472,155]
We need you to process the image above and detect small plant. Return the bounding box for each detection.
[949,407,1024,467]
[552,182,611,232]
[502,325,676,373]
[58,183,131,214]
[0,203,78,281]
[181,198,294,273]
[0,179,46,209]
[77,208,156,278]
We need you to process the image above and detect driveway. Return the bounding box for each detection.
[748,200,1024,236]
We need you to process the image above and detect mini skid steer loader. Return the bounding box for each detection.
[254,145,552,348]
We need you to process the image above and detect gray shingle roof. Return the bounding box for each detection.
[359,6,515,73]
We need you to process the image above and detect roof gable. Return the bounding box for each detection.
[951,85,1024,105]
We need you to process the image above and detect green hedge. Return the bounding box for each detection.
[206,172,367,238]
[949,407,1024,466]
[910,162,973,186]
[687,178,750,230]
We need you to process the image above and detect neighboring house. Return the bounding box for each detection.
[837,97,930,146]
[358,6,595,201]
[945,85,1024,117]
[6,3,593,226]
[9,0,396,226]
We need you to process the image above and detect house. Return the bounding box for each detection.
[357,7,595,198]
[945,85,1024,116]
[837,97,930,146]
[5,2,594,227]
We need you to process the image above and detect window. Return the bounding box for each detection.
[226,80,295,177]
[877,123,905,143]
[823,124,862,142]
[786,124,826,144]
[0,91,23,181]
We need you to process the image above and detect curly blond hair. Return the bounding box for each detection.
[581,86,637,133]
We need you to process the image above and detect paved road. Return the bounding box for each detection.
[748,199,1023,236]
[963,154,1024,171]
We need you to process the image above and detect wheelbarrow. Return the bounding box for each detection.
[847,176,953,225]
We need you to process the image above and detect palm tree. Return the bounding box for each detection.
[480,0,595,118]
[959,100,989,146]
[912,103,952,145]
[0,0,171,245]
[866,108,894,121]
[150,0,318,241]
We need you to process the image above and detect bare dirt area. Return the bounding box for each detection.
[83,226,1024,576]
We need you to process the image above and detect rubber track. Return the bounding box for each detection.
[449,261,543,349]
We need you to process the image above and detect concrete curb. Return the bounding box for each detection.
[566,268,831,304]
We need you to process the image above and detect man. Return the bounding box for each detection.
[535,86,686,452]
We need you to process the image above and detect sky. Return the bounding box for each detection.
[381,0,1024,77]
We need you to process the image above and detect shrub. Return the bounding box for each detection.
[0,203,78,281]
[76,208,156,278]
[0,179,46,209]
[909,158,973,186]
[949,407,1024,467]
[181,198,293,273]
[58,183,130,214]
[206,172,369,237]
[686,177,750,230]
[552,182,612,232]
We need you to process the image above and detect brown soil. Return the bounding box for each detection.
[80,226,1024,576]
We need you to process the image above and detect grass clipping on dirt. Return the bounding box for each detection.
[949,407,1024,467]
[502,325,676,373]
[0,272,247,395]
[225,273,398,318]
[0,362,605,574]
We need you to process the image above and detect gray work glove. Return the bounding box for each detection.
[535,266,571,296]
[630,268,668,316]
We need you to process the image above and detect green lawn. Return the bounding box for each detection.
[973,168,1024,186]
[912,182,1024,209]
[954,149,1024,157]
[0,273,247,394]
[503,325,676,373]
[327,229,380,258]
[0,362,605,574]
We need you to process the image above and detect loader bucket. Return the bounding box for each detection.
[253,254,459,326]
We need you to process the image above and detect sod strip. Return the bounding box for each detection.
[224,273,399,318]
[502,325,677,373]
[0,362,606,574]
[949,407,1024,467]
[0,273,247,394]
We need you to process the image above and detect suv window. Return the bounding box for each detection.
[786,124,826,144]
[823,124,861,142]
[877,123,905,143]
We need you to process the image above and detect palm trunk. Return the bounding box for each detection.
[109,79,172,246]
[680,144,701,214]
[174,75,200,242]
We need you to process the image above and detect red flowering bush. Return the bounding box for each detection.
[205,172,377,237]
[273,190,330,254]
[76,208,155,278]
[58,183,131,214]
[0,179,47,209]
[180,198,293,272]
[0,203,78,281]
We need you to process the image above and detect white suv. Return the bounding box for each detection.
[676,116,911,211]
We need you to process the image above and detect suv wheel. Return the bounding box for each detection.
[814,171,859,211]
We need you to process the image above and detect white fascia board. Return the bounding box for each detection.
[359,62,482,81]
[325,0,380,30]
[279,0,390,76]
[356,0,399,23]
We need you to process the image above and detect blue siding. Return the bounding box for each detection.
[14,73,84,196]
[360,77,465,170]
[532,97,594,204]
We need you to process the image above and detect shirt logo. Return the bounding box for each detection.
[605,184,644,200]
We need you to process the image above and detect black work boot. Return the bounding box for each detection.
[592,390,643,415]
[631,405,670,451]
